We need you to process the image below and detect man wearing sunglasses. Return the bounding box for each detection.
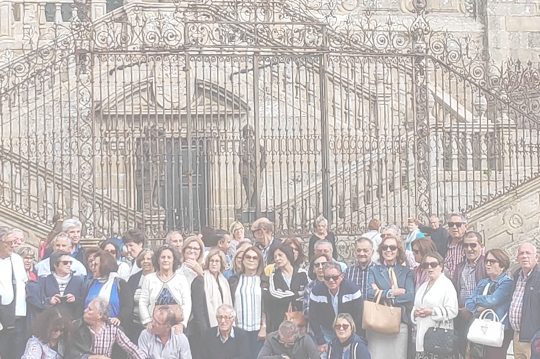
[452,231,487,357]
[444,213,468,279]
[309,262,363,354]
[258,320,320,359]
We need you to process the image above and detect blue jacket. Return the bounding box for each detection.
[27,274,85,320]
[367,264,415,324]
[308,279,363,345]
[514,265,540,342]
[464,273,513,328]
[328,334,371,359]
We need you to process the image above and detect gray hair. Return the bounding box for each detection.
[278,320,300,340]
[323,261,342,274]
[216,304,236,319]
[251,217,274,234]
[16,246,36,259]
[314,240,333,252]
[62,218,82,232]
[381,224,401,237]
[165,230,182,242]
[355,236,373,247]
[313,215,328,228]
[0,227,10,241]
[91,297,110,322]
[447,212,467,223]
[52,232,72,247]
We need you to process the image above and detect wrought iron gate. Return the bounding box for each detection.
[0,0,539,239]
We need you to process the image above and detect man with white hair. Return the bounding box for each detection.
[63,218,85,263]
[34,232,87,277]
[0,227,28,359]
[201,304,249,359]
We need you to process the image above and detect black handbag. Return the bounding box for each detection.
[423,308,457,355]
[0,257,17,330]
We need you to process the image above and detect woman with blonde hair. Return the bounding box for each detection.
[179,235,205,285]
[229,220,251,246]
[328,313,371,359]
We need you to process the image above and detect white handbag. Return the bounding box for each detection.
[467,309,506,347]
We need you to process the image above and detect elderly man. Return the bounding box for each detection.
[452,231,487,357]
[34,232,87,277]
[166,230,184,254]
[67,297,145,359]
[201,304,248,359]
[509,243,540,359]
[0,227,28,359]
[314,240,346,272]
[63,218,85,263]
[258,320,320,359]
[418,215,449,256]
[252,217,281,265]
[345,237,375,297]
[444,213,467,278]
[138,305,191,358]
[309,262,363,353]
[360,218,382,263]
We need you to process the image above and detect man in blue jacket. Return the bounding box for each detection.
[308,262,363,354]
[509,242,540,359]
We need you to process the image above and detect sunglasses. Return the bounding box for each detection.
[381,245,397,252]
[448,222,464,228]
[59,260,72,265]
[334,323,350,330]
[244,254,258,261]
[324,274,341,282]
[314,262,328,268]
[421,261,439,269]
[485,259,499,265]
[278,336,297,347]
[463,243,478,249]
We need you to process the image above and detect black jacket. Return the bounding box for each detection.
[514,265,540,342]
[418,224,449,257]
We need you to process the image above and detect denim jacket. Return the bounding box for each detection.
[464,273,513,328]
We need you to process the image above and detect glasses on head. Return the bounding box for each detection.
[334,323,350,330]
[216,315,234,321]
[381,244,397,252]
[324,274,341,282]
[463,243,478,249]
[421,261,439,269]
[244,254,258,261]
[59,260,72,265]
[314,262,328,268]
[485,259,499,266]
[448,222,464,228]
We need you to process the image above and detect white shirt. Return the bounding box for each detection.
[0,253,28,316]
[35,257,87,277]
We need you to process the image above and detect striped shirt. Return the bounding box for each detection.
[90,323,145,359]
[234,275,262,332]
[345,262,373,297]
[459,259,479,305]
[509,270,529,331]
[445,240,464,279]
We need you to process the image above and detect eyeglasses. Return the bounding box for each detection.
[334,323,350,330]
[314,262,328,268]
[356,248,371,254]
[278,336,297,347]
[448,222,464,228]
[421,261,439,269]
[324,274,341,282]
[185,246,201,251]
[485,259,499,265]
[381,245,397,252]
[59,260,72,265]
[216,315,234,321]
[463,243,478,249]
[244,254,258,261]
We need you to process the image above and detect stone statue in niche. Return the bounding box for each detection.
[238,124,266,210]
[136,125,165,211]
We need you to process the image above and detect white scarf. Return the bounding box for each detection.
[97,272,119,301]
[203,270,232,327]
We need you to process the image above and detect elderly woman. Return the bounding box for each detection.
[139,245,191,329]
[179,235,205,285]
[265,244,309,333]
[126,248,154,341]
[17,246,37,282]
[229,245,268,359]
[328,313,371,359]
[22,308,72,359]
[367,234,415,359]
[411,238,438,288]
[83,250,133,327]
[229,220,251,246]
[465,249,513,359]
[411,252,458,358]
[100,239,130,280]
[308,215,337,261]
[189,248,233,358]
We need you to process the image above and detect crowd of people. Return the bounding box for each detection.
[0,214,539,359]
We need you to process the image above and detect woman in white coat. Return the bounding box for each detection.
[411,251,458,358]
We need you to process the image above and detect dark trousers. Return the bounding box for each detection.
[0,317,27,359]
[245,330,264,359]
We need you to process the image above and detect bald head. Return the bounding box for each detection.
[517,242,538,274]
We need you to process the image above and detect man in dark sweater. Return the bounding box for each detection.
[418,215,449,256]
[201,304,249,359]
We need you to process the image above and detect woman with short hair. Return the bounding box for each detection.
[21,308,72,359]
[100,239,130,280]
[126,248,154,341]
[328,313,371,359]
[17,246,37,282]
[179,236,205,285]
[411,238,438,288]
[308,215,337,261]
[465,249,513,359]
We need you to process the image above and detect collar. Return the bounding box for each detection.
[520,265,537,280]
[355,261,373,271]
[466,256,482,267]
[216,327,235,339]
[153,331,172,344]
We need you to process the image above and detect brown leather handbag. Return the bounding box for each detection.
[362,290,401,334]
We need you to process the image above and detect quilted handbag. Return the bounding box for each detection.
[467,309,506,347]
[423,308,457,355]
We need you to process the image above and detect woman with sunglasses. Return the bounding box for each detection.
[21,307,72,359]
[328,313,371,359]
[229,245,268,359]
[411,238,438,289]
[411,252,458,358]
[366,234,415,359]
[464,249,513,359]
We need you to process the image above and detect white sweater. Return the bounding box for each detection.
[139,272,192,327]
[411,273,458,352]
